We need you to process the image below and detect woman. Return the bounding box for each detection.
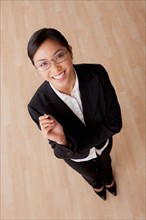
[27,28,122,200]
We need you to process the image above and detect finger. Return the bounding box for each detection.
[39,118,55,127]
[40,122,55,130]
[39,118,54,124]
[39,114,50,121]
[42,125,54,137]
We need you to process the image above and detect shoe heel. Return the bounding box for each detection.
[94,187,106,200]
[106,181,117,196]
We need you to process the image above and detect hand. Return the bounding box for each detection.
[39,114,67,145]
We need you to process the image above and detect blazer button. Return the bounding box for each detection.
[67,151,71,156]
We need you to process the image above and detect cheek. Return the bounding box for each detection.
[65,58,73,68]
[39,72,50,81]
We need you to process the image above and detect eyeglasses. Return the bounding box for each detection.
[35,49,69,72]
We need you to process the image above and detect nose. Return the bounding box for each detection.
[50,60,62,73]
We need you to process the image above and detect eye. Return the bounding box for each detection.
[39,61,48,67]
[56,51,65,59]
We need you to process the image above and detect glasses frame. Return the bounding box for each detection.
[35,49,69,72]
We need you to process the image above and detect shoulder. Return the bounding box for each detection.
[73,63,109,81]
[28,81,50,107]
[73,63,102,72]
[73,63,104,71]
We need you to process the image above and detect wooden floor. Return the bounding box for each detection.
[1,1,145,219]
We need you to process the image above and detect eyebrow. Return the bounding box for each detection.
[36,49,64,63]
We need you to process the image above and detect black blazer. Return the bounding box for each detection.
[28,64,122,159]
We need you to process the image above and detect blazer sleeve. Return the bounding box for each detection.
[49,135,77,159]
[93,65,122,142]
[27,104,77,159]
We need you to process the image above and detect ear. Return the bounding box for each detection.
[69,45,73,59]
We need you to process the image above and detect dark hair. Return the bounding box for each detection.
[27,28,72,65]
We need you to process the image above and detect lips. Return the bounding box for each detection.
[52,71,65,80]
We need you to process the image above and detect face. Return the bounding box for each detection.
[33,39,74,93]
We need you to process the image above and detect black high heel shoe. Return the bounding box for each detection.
[94,187,106,200]
[105,181,117,196]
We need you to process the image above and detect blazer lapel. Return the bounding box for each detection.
[74,65,100,129]
[41,82,88,141]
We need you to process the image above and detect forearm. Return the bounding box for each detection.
[56,135,68,146]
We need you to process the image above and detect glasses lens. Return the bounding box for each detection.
[56,50,68,63]
[38,62,50,72]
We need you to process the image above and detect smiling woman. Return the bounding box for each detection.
[28,29,74,94]
[27,28,122,201]
[33,39,74,94]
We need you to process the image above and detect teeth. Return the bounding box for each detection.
[53,72,64,80]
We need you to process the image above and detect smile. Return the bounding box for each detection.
[52,71,65,80]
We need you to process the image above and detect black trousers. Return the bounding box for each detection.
[64,138,113,189]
